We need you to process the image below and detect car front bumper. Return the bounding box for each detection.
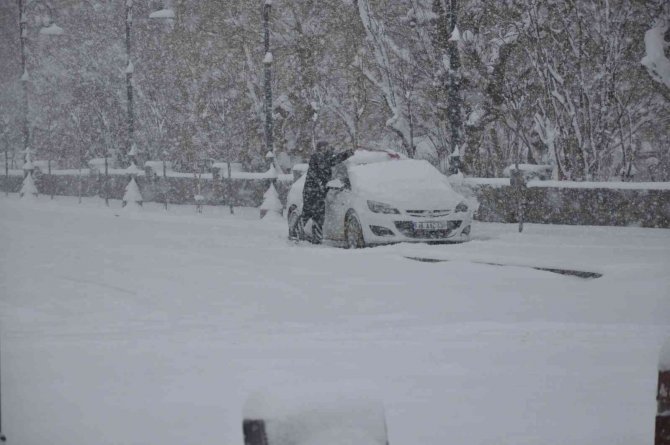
[361,212,473,244]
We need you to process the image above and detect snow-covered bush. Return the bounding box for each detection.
[20,172,38,199]
[122,176,143,209]
[260,183,283,219]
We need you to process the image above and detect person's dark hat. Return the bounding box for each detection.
[316,140,330,150]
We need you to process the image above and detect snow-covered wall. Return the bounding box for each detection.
[470,182,669,228]
[1,171,291,208]
[2,172,669,227]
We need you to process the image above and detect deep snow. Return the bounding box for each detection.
[0,194,668,445]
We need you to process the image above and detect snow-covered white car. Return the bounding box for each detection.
[287,150,473,248]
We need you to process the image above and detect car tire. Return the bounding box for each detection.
[345,212,366,249]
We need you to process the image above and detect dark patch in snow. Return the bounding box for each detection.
[404,257,602,279]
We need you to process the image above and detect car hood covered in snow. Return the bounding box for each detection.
[349,159,464,209]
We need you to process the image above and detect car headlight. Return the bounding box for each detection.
[367,200,400,214]
[455,201,469,213]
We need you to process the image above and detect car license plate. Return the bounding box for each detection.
[414,221,449,230]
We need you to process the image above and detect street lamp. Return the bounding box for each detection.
[262,0,276,171]
[124,1,176,168]
[18,0,64,172]
[446,0,463,173]
[124,0,135,168]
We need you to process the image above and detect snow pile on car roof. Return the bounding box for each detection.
[346,149,407,165]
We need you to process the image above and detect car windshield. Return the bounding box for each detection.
[348,159,449,192]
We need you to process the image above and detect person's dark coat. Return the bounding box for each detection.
[301,148,354,225]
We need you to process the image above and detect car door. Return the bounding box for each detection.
[323,165,351,241]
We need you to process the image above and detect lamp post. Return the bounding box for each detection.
[18,0,64,170]
[18,0,63,200]
[124,0,135,167]
[263,0,275,168]
[124,1,175,167]
[446,0,463,173]
[161,149,168,210]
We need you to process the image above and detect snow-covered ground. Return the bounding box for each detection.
[0,194,668,445]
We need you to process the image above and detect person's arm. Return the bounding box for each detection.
[329,149,355,167]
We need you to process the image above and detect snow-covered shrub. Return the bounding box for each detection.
[260,183,283,219]
[20,172,38,199]
[122,176,143,209]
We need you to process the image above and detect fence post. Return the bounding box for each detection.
[657,340,670,445]
[510,169,527,233]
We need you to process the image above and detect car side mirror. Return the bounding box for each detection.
[326,178,345,190]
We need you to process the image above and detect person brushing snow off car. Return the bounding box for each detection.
[298,140,355,244]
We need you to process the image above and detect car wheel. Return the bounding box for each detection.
[288,208,302,240]
[345,212,365,249]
